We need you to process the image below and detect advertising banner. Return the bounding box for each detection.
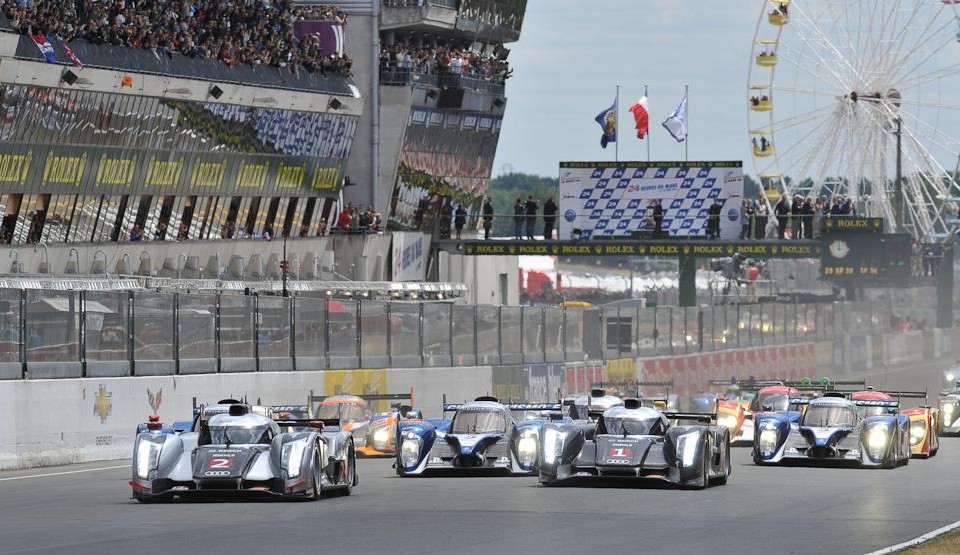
[391,232,428,281]
[558,161,744,240]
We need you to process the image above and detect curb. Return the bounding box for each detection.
[862,520,960,555]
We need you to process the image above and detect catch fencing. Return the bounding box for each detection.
[0,287,916,380]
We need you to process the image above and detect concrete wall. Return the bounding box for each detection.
[341,13,378,211]
[445,253,519,305]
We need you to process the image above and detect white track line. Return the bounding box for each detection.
[0,464,127,482]
[861,519,960,555]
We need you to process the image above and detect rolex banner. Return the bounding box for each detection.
[558,161,744,240]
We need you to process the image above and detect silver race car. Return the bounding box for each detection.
[539,397,731,489]
[130,400,357,502]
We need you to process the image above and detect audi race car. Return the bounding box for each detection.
[942,361,960,391]
[846,389,938,458]
[939,392,960,436]
[538,398,731,489]
[753,393,910,468]
[307,391,418,456]
[395,397,564,476]
[130,400,357,502]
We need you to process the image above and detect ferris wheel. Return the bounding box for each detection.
[748,0,960,239]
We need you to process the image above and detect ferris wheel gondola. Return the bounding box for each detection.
[748,0,960,240]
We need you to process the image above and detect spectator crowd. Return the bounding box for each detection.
[380,41,512,83]
[2,0,353,76]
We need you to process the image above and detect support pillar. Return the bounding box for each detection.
[678,254,697,307]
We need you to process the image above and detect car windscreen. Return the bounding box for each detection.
[450,410,507,434]
[602,417,663,436]
[314,403,367,423]
[208,424,273,445]
[752,393,791,412]
[802,405,856,427]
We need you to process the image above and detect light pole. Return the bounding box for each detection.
[895,117,904,232]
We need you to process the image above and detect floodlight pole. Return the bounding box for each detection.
[895,117,903,233]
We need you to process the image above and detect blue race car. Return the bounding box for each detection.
[753,392,911,468]
[395,396,565,476]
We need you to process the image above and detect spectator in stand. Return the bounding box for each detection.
[754,196,769,239]
[371,212,383,233]
[801,197,814,239]
[651,199,664,235]
[3,1,353,76]
[774,194,790,239]
[454,204,467,240]
[380,41,512,84]
[337,204,352,229]
[706,198,722,240]
[513,198,524,239]
[812,197,826,238]
[317,218,328,236]
[524,195,539,240]
[739,199,754,240]
[358,207,371,232]
[790,194,803,239]
[129,225,143,242]
[482,197,494,240]
[542,197,557,240]
[829,196,844,215]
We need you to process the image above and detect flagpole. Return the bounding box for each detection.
[645,84,651,162]
[615,84,620,163]
[684,84,689,162]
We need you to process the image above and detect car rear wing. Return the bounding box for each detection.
[662,411,716,424]
[307,388,415,406]
[273,418,341,430]
[440,402,563,412]
[787,398,900,408]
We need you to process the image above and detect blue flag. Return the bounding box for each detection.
[594,98,617,149]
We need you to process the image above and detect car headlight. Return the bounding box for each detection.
[372,427,390,451]
[719,415,738,430]
[400,434,422,468]
[517,433,538,467]
[946,372,956,382]
[676,431,700,467]
[866,427,888,457]
[282,440,309,478]
[909,421,926,446]
[758,428,778,455]
[943,403,956,426]
[542,428,562,466]
[135,437,163,479]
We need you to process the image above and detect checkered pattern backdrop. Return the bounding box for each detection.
[558,162,744,240]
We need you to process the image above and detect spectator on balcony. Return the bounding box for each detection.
[524,195,538,240]
[513,198,524,239]
[542,197,557,240]
[337,203,353,229]
[482,197,494,240]
[454,204,467,240]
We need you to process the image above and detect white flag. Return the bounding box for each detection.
[662,93,688,143]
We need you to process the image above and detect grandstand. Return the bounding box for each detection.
[0,1,361,245]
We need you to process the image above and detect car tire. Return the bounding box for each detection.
[307,446,322,499]
[342,443,356,496]
[714,434,731,486]
[134,491,172,504]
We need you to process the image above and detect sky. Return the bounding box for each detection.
[493,0,760,178]
[491,0,960,182]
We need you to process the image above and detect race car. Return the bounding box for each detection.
[395,397,563,476]
[942,361,960,391]
[693,394,745,440]
[939,392,960,436]
[130,400,356,502]
[753,393,911,468]
[538,398,731,489]
[846,389,938,458]
[307,391,417,456]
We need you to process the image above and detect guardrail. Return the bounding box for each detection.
[0,286,928,380]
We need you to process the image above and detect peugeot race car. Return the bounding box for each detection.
[395,397,564,476]
[846,389,938,458]
[307,391,418,456]
[753,393,910,468]
[130,400,357,501]
[538,398,731,489]
[939,393,960,436]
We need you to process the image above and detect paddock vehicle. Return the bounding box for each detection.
[130,400,356,501]
[538,398,731,489]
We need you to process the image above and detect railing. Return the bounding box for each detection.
[0,287,928,380]
[383,0,458,8]
[379,64,506,94]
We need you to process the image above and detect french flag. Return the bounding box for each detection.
[62,40,84,69]
[629,88,650,140]
[31,34,56,63]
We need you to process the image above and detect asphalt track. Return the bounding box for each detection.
[1,359,957,555]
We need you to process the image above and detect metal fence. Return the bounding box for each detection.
[0,288,920,380]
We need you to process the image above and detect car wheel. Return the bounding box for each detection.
[538,472,558,487]
[307,446,322,499]
[714,434,731,486]
[342,443,356,495]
